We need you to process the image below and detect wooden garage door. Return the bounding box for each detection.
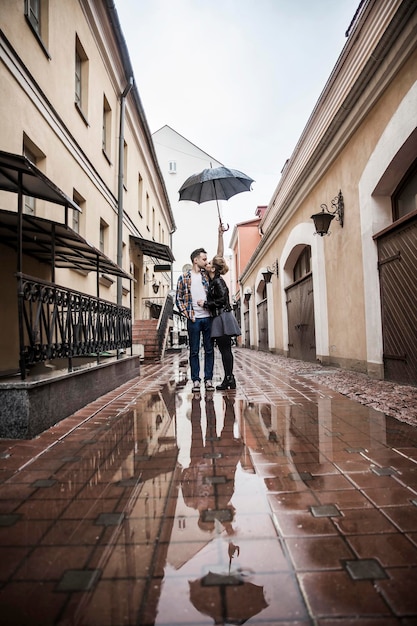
[244,309,250,347]
[377,216,417,385]
[257,299,268,351]
[286,273,316,362]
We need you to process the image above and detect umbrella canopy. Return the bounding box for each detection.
[189,572,268,625]
[179,166,254,204]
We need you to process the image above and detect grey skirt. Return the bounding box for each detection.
[211,311,241,338]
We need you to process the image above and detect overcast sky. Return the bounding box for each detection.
[115,0,360,228]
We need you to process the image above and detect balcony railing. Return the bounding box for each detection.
[157,292,174,357]
[17,273,131,379]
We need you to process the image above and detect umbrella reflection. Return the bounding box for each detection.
[189,566,268,625]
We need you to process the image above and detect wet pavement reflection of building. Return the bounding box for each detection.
[0,349,417,625]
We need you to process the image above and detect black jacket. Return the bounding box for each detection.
[207,274,231,317]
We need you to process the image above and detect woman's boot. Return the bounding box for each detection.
[227,375,236,389]
[216,375,236,390]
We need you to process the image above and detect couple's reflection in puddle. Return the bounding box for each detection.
[180,392,269,625]
[181,393,243,534]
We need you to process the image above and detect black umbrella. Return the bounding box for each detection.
[178,166,254,229]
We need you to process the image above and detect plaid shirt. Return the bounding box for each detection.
[176,269,210,322]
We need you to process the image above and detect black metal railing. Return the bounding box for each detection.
[157,292,174,358]
[17,273,131,378]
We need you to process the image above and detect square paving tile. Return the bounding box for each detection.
[57,568,101,591]
[0,514,21,527]
[286,535,355,570]
[300,570,391,617]
[344,558,387,580]
[347,532,417,567]
[310,504,342,518]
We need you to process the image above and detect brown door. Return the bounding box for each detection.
[286,274,316,362]
[257,299,268,351]
[377,216,417,385]
[244,310,250,347]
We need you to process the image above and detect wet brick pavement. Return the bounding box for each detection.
[0,347,416,625]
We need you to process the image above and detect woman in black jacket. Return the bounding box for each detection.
[205,255,241,390]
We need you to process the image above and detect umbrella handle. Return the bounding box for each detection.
[215,187,229,232]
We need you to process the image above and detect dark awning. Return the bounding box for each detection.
[130,235,174,263]
[0,150,80,212]
[0,209,132,279]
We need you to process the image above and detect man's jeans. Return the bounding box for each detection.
[187,317,214,382]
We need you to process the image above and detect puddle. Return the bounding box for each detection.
[1,364,417,624]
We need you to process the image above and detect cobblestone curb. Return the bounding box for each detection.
[249,350,417,427]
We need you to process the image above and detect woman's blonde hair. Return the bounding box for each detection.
[212,255,229,275]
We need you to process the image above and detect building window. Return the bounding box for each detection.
[146,192,150,231]
[75,36,88,119]
[25,0,49,54]
[99,219,108,254]
[138,173,143,218]
[23,144,36,215]
[393,160,417,221]
[72,190,85,234]
[22,137,45,215]
[26,0,40,33]
[102,95,112,158]
[123,141,128,188]
[169,161,176,174]
[293,246,311,282]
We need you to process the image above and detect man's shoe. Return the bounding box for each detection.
[205,379,215,391]
[192,380,200,392]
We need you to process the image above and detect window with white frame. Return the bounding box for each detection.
[75,36,88,118]
[138,173,143,217]
[25,0,49,52]
[99,219,108,254]
[123,140,128,188]
[26,0,40,33]
[102,95,112,157]
[22,137,45,215]
[72,190,85,234]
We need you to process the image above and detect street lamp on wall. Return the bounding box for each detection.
[152,282,160,294]
[262,259,279,283]
[244,287,252,302]
[311,190,344,236]
[262,269,273,284]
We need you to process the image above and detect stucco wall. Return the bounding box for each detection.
[241,41,417,375]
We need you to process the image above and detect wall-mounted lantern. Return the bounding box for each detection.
[152,281,160,294]
[244,287,252,302]
[311,190,344,236]
[262,269,273,284]
[262,259,279,283]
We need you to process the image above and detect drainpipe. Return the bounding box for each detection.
[117,77,133,305]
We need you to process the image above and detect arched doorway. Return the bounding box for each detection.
[285,246,316,362]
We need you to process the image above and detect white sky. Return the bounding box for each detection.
[115,0,359,237]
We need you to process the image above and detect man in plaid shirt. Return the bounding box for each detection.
[176,247,214,392]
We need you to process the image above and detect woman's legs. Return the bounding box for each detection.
[216,335,233,378]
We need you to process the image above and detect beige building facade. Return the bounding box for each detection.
[0,0,175,436]
[239,0,417,385]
